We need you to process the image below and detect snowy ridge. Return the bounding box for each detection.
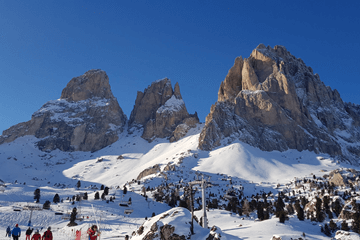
[33,98,112,126]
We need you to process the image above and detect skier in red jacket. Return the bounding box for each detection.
[31,230,41,240]
[87,225,100,240]
[42,227,52,240]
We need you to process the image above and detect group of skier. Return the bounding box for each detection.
[6,225,52,240]
[6,225,100,240]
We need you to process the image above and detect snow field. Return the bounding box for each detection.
[0,126,354,239]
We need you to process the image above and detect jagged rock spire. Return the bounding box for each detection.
[129,78,198,142]
[200,44,360,163]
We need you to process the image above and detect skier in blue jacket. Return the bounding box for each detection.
[11,224,21,240]
[5,226,11,237]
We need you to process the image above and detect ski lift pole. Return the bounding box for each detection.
[189,176,210,229]
[201,178,208,229]
[189,185,194,235]
[28,209,33,226]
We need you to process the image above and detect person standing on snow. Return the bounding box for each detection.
[41,227,52,240]
[6,226,11,237]
[11,224,21,240]
[25,227,33,240]
[31,230,41,240]
[87,225,100,240]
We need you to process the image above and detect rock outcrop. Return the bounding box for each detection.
[0,69,127,152]
[199,44,360,162]
[136,164,161,180]
[128,78,199,142]
[131,207,223,240]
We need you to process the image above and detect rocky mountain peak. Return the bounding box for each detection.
[129,78,198,142]
[0,70,127,152]
[200,44,360,163]
[129,78,173,127]
[60,69,114,102]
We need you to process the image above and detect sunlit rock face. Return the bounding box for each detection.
[0,69,127,152]
[199,44,360,163]
[128,78,198,142]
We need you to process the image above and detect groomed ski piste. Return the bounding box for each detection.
[0,125,357,239]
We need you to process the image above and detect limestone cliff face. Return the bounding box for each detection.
[129,78,199,142]
[200,44,360,162]
[0,69,127,152]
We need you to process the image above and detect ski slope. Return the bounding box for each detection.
[0,125,353,239]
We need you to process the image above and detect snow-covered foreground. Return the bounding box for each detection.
[0,126,355,239]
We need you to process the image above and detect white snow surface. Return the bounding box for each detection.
[156,95,185,114]
[32,98,111,126]
[0,126,356,239]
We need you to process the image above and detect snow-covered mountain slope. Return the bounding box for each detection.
[0,125,358,239]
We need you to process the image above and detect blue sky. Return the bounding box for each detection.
[1,1,360,133]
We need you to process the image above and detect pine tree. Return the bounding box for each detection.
[123,186,127,194]
[53,193,60,203]
[300,196,307,208]
[323,196,330,210]
[43,200,51,210]
[69,207,77,225]
[279,211,286,223]
[294,201,304,221]
[332,199,342,217]
[76,180,81,189]
[101,192,106,200]
[341,220,350,231]
[275,195,285,217]
[83,192,88,200]
[210,198,218,209]
[101,185,105,190]
[257,202,264,221]
[104,187,109,195]
[329,219,337,232]
[315,197,324,222]
[179,199,188,208]
[94,192,100,200]
[323,224,331,237]
[34,188,40,203]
